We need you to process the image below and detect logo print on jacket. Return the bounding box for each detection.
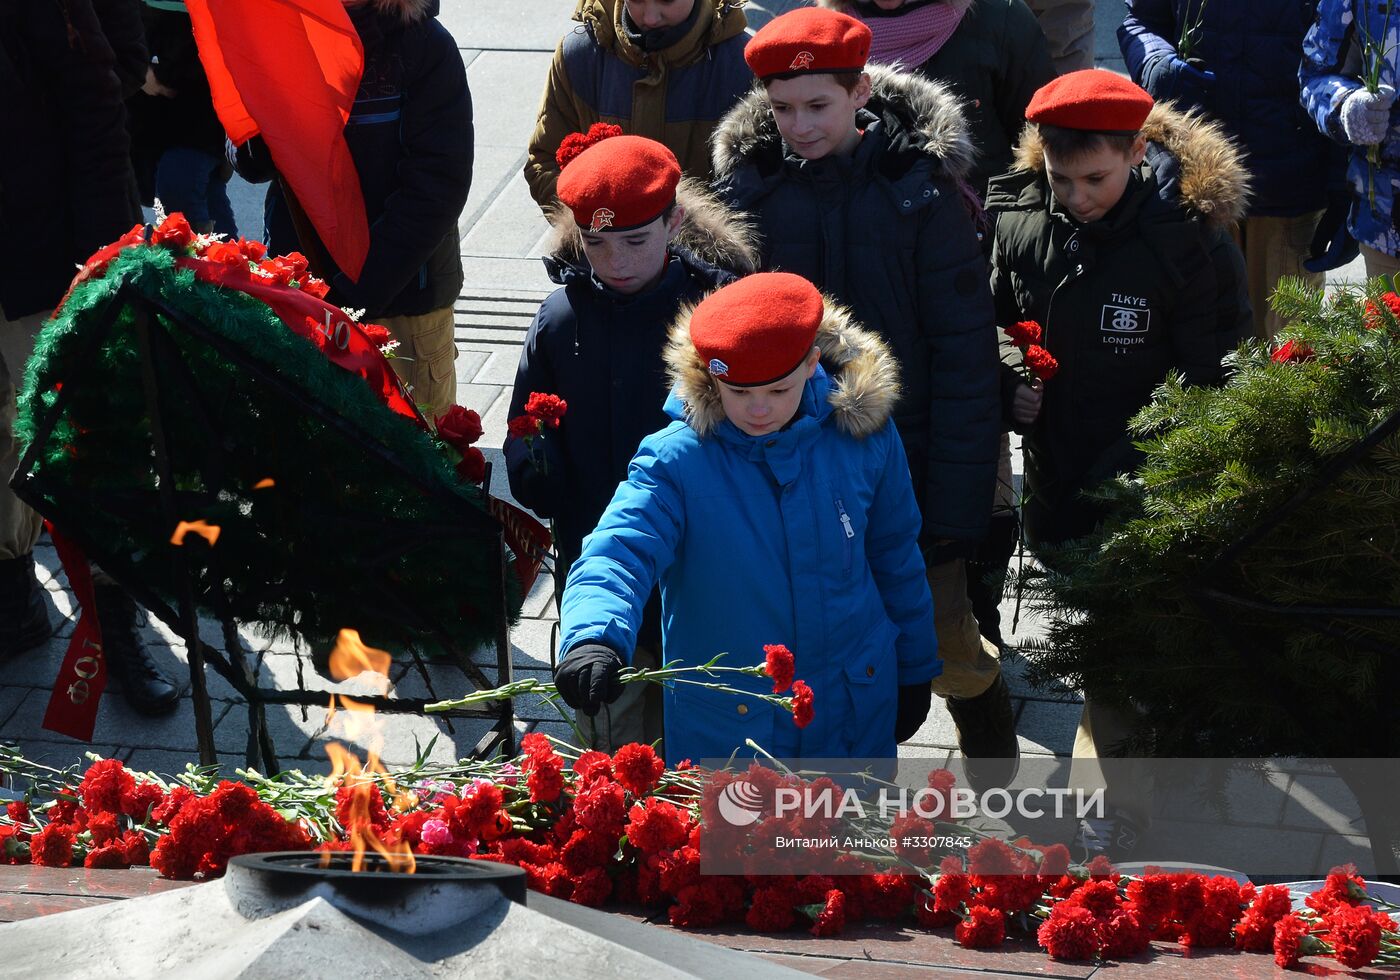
[789,51,815,70]
[1100,293,1151,347]
[589,208,615,233]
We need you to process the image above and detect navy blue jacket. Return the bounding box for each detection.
[505,192,755,570]
[713,66,1001,545]
[1119,0,1331,216]
[232,0,472,319]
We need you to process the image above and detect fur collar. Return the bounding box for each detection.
[344,0,434,23]
[711,63,975,182]
[663,297,901,439]
[1010,103,1251,226]
[546,178,760,274]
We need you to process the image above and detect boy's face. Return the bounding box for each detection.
[624,0,695,30]
[764,73,872,161]
[580,207,684,295]
[1042,135,1148,224]
[717,346,821,437]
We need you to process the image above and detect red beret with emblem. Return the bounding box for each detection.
[744,8,872,80]
[1025,69,1154,133]
[555,131,681,233]
[690,273,824,387]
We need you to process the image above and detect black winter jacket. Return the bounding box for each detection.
[987,105,1252,547]
[231,0,472,320]
[712,66,1001,544]
[505,181,758,573]
[0,0,141,319]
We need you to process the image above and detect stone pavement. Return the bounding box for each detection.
[0,1,1377,879]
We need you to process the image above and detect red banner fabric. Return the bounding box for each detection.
[186,0,370,281]
[40,523,108,740]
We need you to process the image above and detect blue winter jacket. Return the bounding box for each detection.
[1300,0,1400,255]
[1120,0,1330,217]
[559,305,939,765]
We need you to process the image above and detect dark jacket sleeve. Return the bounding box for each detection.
[1118,0,1182,94]
[996,1,1056,153]
[92,0,148,97]
[916,180,1001,540]
[987,225,1032,433]
[1169,224,1251,387]
[504,304,564,518]
[331,23,474,312]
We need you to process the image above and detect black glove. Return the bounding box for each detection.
[554,643,625,715]
[1304,194,1360,273]
[895,683,933,743]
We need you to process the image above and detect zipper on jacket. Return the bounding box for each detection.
[1043,245,1085,355]
[835,497,854,574]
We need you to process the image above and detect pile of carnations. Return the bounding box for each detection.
[3,743,1397,971]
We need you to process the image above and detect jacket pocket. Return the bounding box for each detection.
[841,620,900,756]
[667,678,772,763]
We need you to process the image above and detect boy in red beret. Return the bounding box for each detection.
[554,273,938,764]
[712,7,1015,788]
[505,128,757,752]
[985,69,1252,856]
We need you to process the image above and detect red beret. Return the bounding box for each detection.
[1025,70,1154,133]
[556,134,681,233]
[690,273,823,387]
[744,8,871,80]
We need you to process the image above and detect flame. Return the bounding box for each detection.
[321,628,415,873]
[170,519,221,547]
[253,477,276,489]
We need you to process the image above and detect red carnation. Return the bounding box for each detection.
[1306,864,1368,916]
[121,781,165,823]
[1038,904,1099,960]
[436,405,485,452]
[555,123,625,168]
[1325,904,1383,968]
[1037,842,1071,879]
[810,889,847,937]
[573,750,614,785]
[1024,344,1060,382]
[152,213,195,250]
[120,830,150,866]
[1098,905,1151,958]
[626,798,691,856]
[507,414,539,440]
[1003,320,1042,348]
[152,785,196,825]
[1272,912,1313,969]
[955,905,1006,948]
[612,743,665,796]
[573,779,627,837]
[571,866,613,907]
[747,885,799,932]
[456,447,487,484]
[360,323,393,349]
[1270,339,1315,364]
[84,844,129,869]
[87,810,120,846]
[790,680,814,728]
[524,392,568,428]
[763,644,795,694]
[29,824,75,868]
[1085,854,1117,880]
[6,801,28,823]
[1363,291,1400,330]
[80,759,136,815]
[521,733,566,804]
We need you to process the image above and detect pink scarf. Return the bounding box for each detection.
[856,0,972,71]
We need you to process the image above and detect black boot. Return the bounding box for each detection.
[945,671,1020,792]
[0,554,54,660]
[92,582,180,715]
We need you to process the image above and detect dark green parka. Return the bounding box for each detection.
[987,104,1252,547]
[712,65,1001,545]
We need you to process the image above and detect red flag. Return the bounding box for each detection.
[187,0,370,281]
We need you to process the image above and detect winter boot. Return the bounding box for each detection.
[945,671,1020,792]
[93,582,180,715]
[0,554,54,659]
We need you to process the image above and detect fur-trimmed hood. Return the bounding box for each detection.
[1009,102,1251,227]
[711,63,975,183]
[545,178,761,277]
[344,0,436,24]
[573,0,748,67]
[662,298,901,439]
